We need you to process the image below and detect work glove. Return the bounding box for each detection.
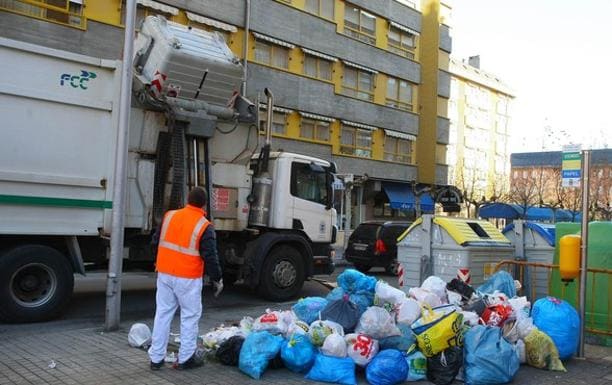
[213,279,224,298]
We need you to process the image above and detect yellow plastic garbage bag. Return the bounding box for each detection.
[412,305,463,357]
[524,329,566,372]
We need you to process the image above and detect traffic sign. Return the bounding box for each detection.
[562,144,581,188]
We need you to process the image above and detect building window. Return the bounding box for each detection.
[386,76,414,111]
[340,126,372,158]
[342,66,374,101]
[304,54,333,81]
[384,136,412,163]
[1,0,85,28]
[120,1,178,28]
[300,118,330,142]
[259,111,288,135]
[343,4,376,45]
[305,0,334,19]
[387,25,416,59]
[254,39,290,69]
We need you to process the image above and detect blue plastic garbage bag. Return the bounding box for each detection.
[280,334,316,373]
[365,349,409,385]
[532,297,580,360]
[379,324,416,352]
[326,287,373,316]
[238,331,284,379]
[321,296,361,333]
[292,297,329,325]
[477,271,516,298]
[305,354,357,385]
[405,348,427,381]
[464,325,520,385]
[337,268,376,294]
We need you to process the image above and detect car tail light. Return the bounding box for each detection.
[375,239,387,254]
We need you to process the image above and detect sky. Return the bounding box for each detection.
[451,0,612,153]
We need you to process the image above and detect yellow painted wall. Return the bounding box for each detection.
[417,0,441,184]
[84,0,121,26]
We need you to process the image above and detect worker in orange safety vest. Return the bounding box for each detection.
[148,187,223,370]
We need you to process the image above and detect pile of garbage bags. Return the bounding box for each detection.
[139,268,579,385]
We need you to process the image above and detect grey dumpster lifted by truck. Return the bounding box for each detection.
[0,17,336,323]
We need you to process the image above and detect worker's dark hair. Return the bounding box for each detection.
[188,187,208,208]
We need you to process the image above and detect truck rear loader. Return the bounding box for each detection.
[0,16,337,323]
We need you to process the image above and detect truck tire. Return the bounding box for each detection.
[0,245,74,323]
[258,245,305,301]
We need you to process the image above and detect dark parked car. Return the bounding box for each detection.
[344,221,412,275]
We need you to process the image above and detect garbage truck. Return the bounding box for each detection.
[0,17,337,323]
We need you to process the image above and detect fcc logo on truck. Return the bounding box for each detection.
[60,70,97,90]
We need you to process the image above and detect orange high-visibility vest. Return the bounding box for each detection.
[156,205,210,279]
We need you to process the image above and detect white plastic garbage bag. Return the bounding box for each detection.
[240,316,254,334]
[516,316,535,340]
[408,287,442,308]
[201,326,245,349]
[447,290,463,306]
[128,323,152,348]
[460,311,480,327]
[321,333,348,357]
[355,306,401,339]
[421,276,448,303]
[252,310,288,335]
[374,280,405,310]
[396,298,421,325]
[285,320,310,338]
[309,320,345,346]
[346,333,379,366]
[515,339,526,363]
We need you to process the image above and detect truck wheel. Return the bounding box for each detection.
[258,245,304,301]
[0,245,74,323]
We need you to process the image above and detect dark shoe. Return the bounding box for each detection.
[150,360,164,371]
[174,354,204,370]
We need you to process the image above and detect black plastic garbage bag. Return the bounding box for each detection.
[463,297,486,316]
[320,295,360,333]
[215,336,244,366]
[447,278,475,301]
[426,346,463,385]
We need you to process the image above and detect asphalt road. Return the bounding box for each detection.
[55,266,398,326]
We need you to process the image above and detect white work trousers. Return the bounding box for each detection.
[148,272,203,364]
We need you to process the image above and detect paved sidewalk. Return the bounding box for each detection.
[1,301,611,385]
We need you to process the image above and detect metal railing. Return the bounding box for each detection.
[495,260,612,337]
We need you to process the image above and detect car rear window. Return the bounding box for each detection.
[381,224,410,242]
[351,224,381,241]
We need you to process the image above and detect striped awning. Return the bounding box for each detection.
[252,32,295,48]
[390,21,420,36]
[136,0,178,15]
[342,60,378,74]
[302,47,338,62]
[384,129,416,141]
[341,120,377,131]
[299,111,335,122]
[186,12,237,32]
[259,103,294,114]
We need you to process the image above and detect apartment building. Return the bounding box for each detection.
[447,56,514,214]
[0,0,455,230]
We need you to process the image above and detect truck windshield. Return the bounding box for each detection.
[290,162,329,205]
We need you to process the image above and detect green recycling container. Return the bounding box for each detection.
[550,221,612,346]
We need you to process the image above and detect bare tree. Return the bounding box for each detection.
[589,166,612,220]
[456,166,486,218]
[509,168,538,217]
